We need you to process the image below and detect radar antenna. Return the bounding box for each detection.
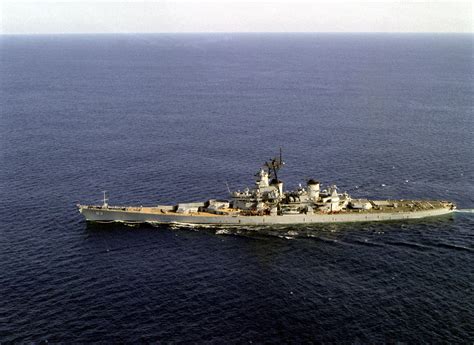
[225,181,232,195]
[264,148,285,180]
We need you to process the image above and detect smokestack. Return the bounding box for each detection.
[307,179,320,201]
[270,179,284,196]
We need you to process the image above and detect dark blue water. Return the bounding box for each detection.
[1,34,473,342]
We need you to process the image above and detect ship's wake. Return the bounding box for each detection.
[151,221,352,240]
[454,209,474,213]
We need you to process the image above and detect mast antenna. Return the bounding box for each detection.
[225,181,232,195]
[264,148,285,180]
[102,190,109,208]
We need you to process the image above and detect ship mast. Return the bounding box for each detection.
[264,148,285,180]
[102,190,109,208]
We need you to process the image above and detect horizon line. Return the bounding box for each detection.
[1,31,473,36]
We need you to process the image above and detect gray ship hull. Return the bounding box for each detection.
[79,154,456,226]
[79,205,454,225]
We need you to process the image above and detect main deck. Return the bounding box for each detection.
[78,200,455,225]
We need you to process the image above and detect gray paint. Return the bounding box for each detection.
[78,204,454,225]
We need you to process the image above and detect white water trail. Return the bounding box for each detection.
[454,209,474,213]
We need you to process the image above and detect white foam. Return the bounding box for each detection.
[216,229,231,235]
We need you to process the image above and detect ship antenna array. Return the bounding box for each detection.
[102,190,109,207]
[264,147,285,180]
[225,181,232,195]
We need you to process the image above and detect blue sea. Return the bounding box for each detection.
[0,33,473,342]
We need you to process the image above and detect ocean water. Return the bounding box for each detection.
[0,33,473,342]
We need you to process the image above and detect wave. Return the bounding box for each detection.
[386,241,431,251]
[435,242,473,253]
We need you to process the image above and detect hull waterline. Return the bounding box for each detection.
[79,205,455,225]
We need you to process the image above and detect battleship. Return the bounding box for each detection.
[78,151,455,225]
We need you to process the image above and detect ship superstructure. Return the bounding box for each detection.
[228,152,350,216]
